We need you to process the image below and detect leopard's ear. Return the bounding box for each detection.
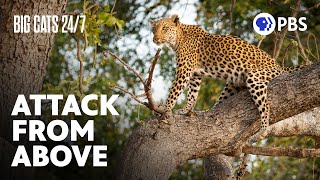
[171,14,179,25]
[150,19,156,27]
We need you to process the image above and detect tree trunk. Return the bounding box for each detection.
[116,62,320,180]
[0,0,67,179]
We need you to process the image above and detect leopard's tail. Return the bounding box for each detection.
[282,64,307,73]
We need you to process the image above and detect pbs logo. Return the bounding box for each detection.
[253,13,276,36]
[253,12,307,36]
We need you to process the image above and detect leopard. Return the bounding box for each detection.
[150,14,305,137]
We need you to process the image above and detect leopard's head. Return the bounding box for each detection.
[150,15,180,49]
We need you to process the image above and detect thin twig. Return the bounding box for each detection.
[104,51,146,84]
[281,42,293,67]
[257,36,264,48]
[294,30,309,64]
[272,32,279,58]
[229,0,236,34]
[181,0,189,18]
[292,2,320,12]
[110,84,145,105]
[273,0,301,60]
[76,39,84,95]
[307,33,319,61]
[111,0,117,14]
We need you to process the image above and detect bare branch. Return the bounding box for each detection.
[294,31,310,64]
[76,39,84,94]
[273,0,301,59]
[272,32,279,58]
[307,33,320,61]
[143,49,166,113]
[104,51,146,84]
[229,0,236,34]
[243,146,320,158]
[256,36,264,48]
[68,29,84,94]
[281,42,293,66]
[110,84,146,105]
[110,0,117,14]
[292,2,320,12]
[105,49,167,114]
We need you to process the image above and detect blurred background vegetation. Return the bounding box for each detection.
[42,0,319,179]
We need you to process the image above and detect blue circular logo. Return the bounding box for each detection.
[253,13,276,36]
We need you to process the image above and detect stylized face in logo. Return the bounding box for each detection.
[256,17,273,31]
[253,13,276,36]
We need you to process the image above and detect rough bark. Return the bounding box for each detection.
[204,155,234,180]
[116,61,320,180]
[0,0,67,179]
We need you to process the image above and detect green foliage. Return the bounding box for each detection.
[82,0,124,47]
[169,160,204,180]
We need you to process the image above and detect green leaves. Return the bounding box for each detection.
[290,39,298,47]
[116,19,125,30]
[82,0,125,47]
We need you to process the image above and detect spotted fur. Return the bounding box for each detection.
[150,15,305,131]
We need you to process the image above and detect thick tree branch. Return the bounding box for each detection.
[265,107,320,138]
[116,61,320,180]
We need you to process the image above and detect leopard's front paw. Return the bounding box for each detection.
[160,110,173,119]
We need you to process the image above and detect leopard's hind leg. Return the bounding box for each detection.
[245,70,274,142]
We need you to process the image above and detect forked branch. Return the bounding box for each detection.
[103,48,167,114]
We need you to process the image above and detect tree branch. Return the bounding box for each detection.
[116,61,320,179]
[265,107,320,138]
[294,30,309,64]
[104,51,146,84]
[105,49,167,114]
[76,39,84,94]
[243,146,320,158]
